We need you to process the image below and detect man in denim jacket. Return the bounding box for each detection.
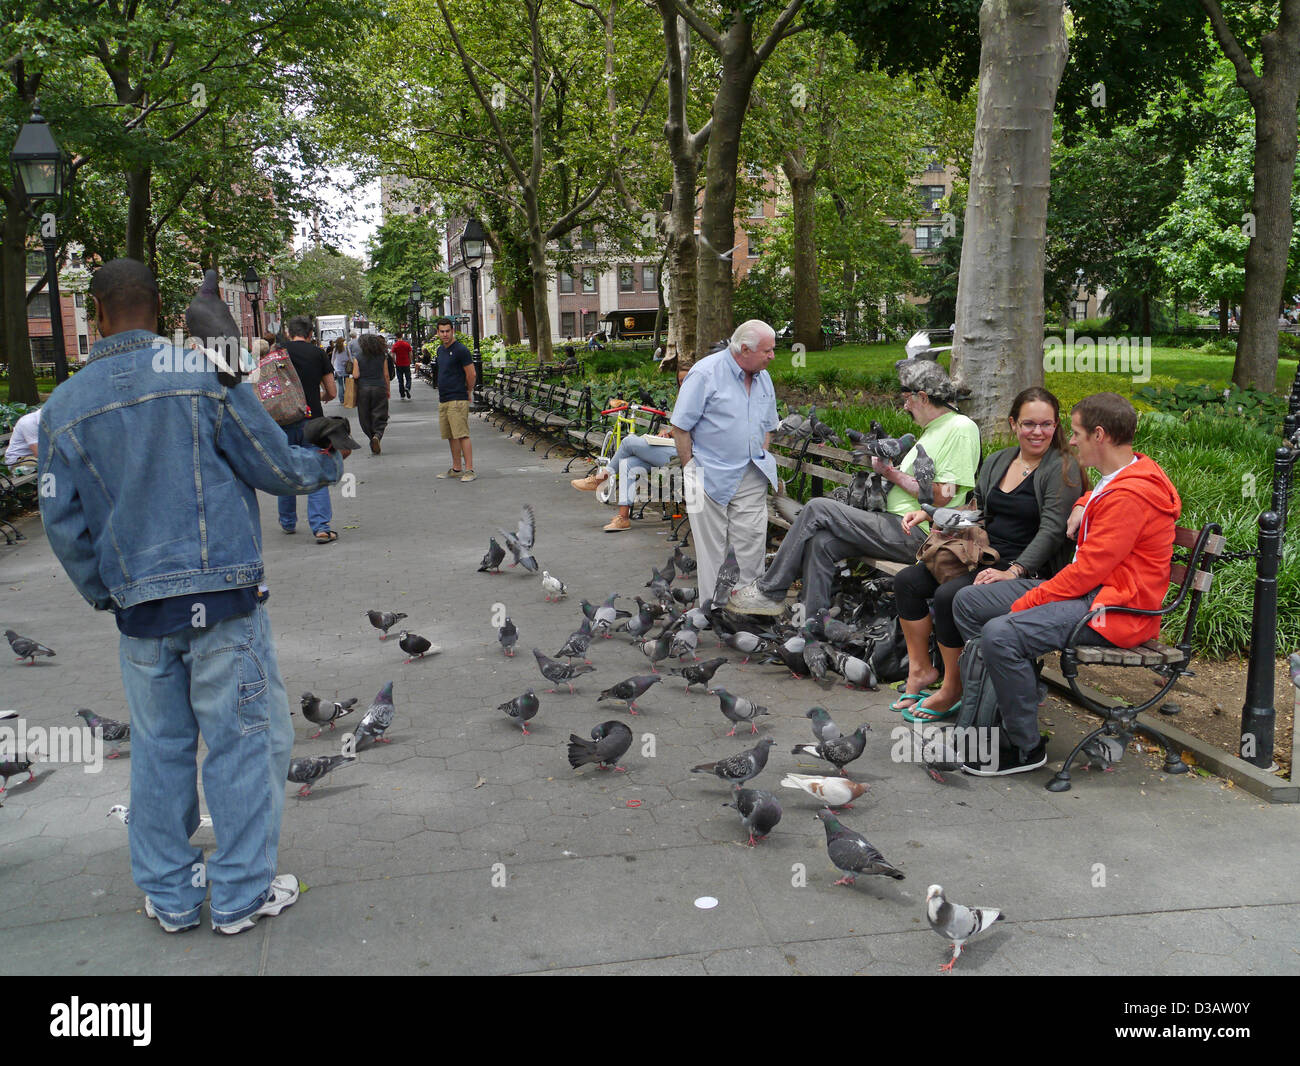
[38,259,345,934]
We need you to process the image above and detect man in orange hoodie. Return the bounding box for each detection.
[951,393,1181,775]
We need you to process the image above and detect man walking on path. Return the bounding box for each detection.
[433,317,477,482]
[392,331,413,400]
[39,258,345,934]
[281,316,339,542]
[669,319,779,600]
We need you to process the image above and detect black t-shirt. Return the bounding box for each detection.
[985,471,1041,562]
[284,339,333,419]
[436,341,474,402]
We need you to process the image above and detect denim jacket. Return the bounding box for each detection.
[38,329,343,610]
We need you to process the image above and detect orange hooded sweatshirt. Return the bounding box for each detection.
[1010,454,1181,647]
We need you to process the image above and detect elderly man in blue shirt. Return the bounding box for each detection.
[670,320,779,600]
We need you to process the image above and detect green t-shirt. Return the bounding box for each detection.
[885,410,982,519]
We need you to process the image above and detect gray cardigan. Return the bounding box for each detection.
[973,446,1087,577]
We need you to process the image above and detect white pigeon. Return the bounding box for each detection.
[108,804,212,830]
[541,571,567,602]
[780,773,869,810]
[926,884,1004,972]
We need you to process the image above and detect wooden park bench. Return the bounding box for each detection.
[1045,522,1227,792]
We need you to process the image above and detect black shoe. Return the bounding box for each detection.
[962,736,1048,777]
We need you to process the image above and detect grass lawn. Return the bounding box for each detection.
[0,378,56,405]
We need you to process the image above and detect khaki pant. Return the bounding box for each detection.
[685,461,769,603]
[440,400,470,440]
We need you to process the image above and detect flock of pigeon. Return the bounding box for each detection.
[463,503,1006,970]
[2,495,1013,969]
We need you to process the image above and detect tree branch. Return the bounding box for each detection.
[756,0,807,64]
[670,0,723,53]
[1199,0,1261,95]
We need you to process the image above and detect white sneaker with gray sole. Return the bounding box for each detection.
[726,582,786,616]
[214,874,300,935]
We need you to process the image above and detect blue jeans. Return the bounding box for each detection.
[610,436,675,507]
[119,603,293,928]
[278,420,333,533]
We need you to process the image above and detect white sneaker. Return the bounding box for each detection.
[726,582,786,615]
[214,874,300,935]
[144,897,200,933]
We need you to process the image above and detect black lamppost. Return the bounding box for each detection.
[460,217,486,406]
[10,102,73,383]
[410,279,423,361]
[243,266,262,339]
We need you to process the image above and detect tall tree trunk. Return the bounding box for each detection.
[519,280,538,351]
[783,151,823,350]
[950,0,1068,434]
[1,194,36,405]
[1140,291,1151,336]
[1219,294,1230,336]
[696,20,758,350]
[660,5,706,371]
[125,167,152,263]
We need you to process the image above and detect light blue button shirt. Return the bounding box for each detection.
[670,348,778,506]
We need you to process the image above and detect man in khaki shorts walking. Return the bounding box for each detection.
[432,317,478,482]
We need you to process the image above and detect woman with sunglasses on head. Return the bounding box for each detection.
[890,387,1089,722]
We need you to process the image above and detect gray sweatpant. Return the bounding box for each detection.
[756,497,926,616]
[952,581,1115,754]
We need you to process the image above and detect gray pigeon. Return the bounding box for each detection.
[555,618,594,663]
[806,707,842,744]
[850,431,916,467]
[184,269,241,384]
[598,674,662,714]
[498,689,540,735]
[353,681,395,750]
[816,809,904,885]
[802,638,831,680]
[532,648,596,693]
[921,503,984,533]
[6,630,54,664]
[719,630,769,663]
[671,547,697,575]
[298,693,358,738]
[478,537,506,573]
[619,598,656,639]
[75,708,130,757]
[670,623,699,661]
[792,724,870,776]
[712,545,741,604]
[287,754,356,797]
[690,737,776,787]
[498,618,518,657]
[669,656,727,692]
[827,648,879,690]
[497,505,538,571]
[926,884,1004,971]
[634,629,673,672]
[714,688,770,736]
[366,611,407,640]
[592,593,621,636]
[1080,732,1126,771]
[724,788,783,846]
[567,720,634,772]
[670,585,697,607]
[913,442,936,507]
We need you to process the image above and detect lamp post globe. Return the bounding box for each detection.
[9,102,73,384]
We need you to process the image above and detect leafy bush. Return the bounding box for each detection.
[0,401,32,432]
[1135,382,1287,428]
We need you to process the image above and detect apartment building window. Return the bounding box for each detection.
[580,231,596,252]
[916,185,946,213]
[582,311,598,335]
[746,231,759,259]
[79,335,89,355]
[749,198,765,219]
[26,252,45,277]
[642,265,658,291]
[74,292,84,308]
[618,265,635,292]
[559,270,574,293]
[922,146,943,172]
[30,337,54,361]
[30,293,51,318]
[560,311,576,336]
[581,267,597,293]
[915,226,944,251]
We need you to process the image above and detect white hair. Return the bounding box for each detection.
[729,319,776,355]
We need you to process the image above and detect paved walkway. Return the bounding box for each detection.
[1,384,1297,975]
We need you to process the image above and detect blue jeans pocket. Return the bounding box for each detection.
[236,644,269,733]
[122,635,160,666]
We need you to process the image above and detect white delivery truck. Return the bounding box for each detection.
[316,314,348,347]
